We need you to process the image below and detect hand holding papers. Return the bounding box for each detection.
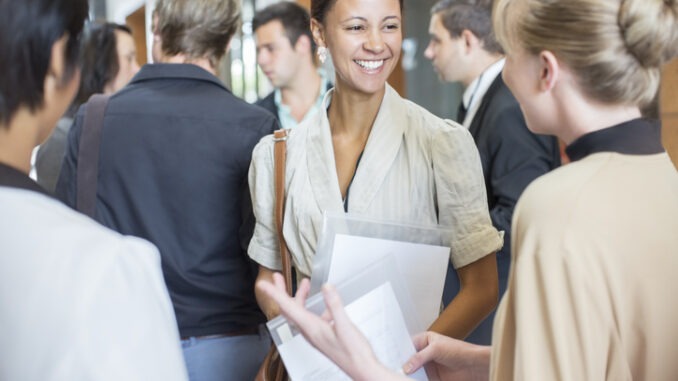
[261,214,455,380]
[262,259,428,381]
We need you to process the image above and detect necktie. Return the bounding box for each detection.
[456,101,468,124]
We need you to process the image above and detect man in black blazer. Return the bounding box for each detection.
[253,2,330,129]
[425,0,561,345]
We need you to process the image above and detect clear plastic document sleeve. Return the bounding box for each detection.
[267,257,428,381]
[310,212,452,328]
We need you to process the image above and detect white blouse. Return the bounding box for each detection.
[0,187,188,381]
[248,85,503,277]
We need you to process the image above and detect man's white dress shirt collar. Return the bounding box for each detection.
[460,58,506,128]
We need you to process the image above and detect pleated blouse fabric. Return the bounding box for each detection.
[248,84,503,277]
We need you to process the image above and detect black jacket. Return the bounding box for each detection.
[469,74,560,268]
[254,91,277,120]
[56,64,277,337]
[444,74,561,345]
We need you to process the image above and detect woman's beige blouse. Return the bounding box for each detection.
[248,85,503,277]
[491,152,678,380]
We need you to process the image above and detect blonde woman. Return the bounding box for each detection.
[258,0,678,379]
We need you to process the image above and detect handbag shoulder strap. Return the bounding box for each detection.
[76,94,110,218]
[273,129,293,296]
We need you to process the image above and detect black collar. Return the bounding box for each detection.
[0,163,52,197]
[130,63,230,92]
[565,118,664,162]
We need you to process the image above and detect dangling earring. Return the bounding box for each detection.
[317,46,328,64]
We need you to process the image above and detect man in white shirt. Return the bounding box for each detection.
[0,0,187,379]
[424,0,561,345]
[253,1,330,129]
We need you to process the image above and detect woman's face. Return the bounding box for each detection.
[316,0,402,96]
[106,30,140,94]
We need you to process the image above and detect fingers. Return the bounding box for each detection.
[321,284,350,330]
[403,332,435,375]
[317,286,341,324]
[260,276,336,342]
[256,277,287,308]
[258,274,304,321]
[271,272,287,291]
[403,348,431,375]
[412,332,430,351]
[294,278,311,306]
[320,309,333,322]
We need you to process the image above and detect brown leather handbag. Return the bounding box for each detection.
[254,129,292,381]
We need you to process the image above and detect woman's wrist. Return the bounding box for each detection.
[352,355,410,381]
[466,344,491,381]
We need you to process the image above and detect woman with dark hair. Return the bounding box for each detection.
[35,21,139,192]
[249,0,502,339]
[73,22,140,106]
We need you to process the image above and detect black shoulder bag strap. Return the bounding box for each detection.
[76,94,110,218]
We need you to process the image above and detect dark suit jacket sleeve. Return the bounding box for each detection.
[54,109,84,208]
[482,103,558,256]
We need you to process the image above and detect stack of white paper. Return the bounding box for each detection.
[273,280,427,381]
[268,213,454,380]
[326,233,449,328]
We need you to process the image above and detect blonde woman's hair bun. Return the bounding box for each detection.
[618,0,678,68]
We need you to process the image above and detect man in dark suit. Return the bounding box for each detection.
[424,0,561,345]
[253,2,330,129]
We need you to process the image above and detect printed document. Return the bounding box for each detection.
[276,281,428,381]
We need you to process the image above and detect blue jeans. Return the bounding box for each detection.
[181,325,270,381]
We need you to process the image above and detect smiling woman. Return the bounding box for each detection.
[248,0,504,341]
[311,0,403,97]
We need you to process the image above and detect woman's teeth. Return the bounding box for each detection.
[355,60,384,70]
